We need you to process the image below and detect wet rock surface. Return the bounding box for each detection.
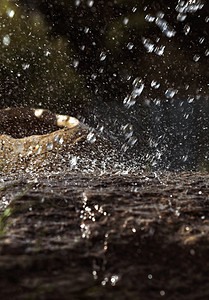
[0,171,209,299]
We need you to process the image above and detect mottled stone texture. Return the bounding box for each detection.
[0,171,209,299]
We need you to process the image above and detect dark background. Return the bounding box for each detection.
[0,0,208,170]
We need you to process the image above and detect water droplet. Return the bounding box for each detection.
[122,123,133,139]
[73,59,79,68]
[3,35,11,46]
[84,27,89,33]
[142,37,155,52]
[155,18,176,37]
[177,13,187,21]
[155,45,165,56]
[22,63,30,70]
[45,50,51,56]
[127,42,134,50]
[87,0,94,8]
[205,16,209,23]
[91,73,97,79]
[123,17,129,25]
[47,142,53,150]
[87,132,96,143]
[199,37,205,44]
[75,0,80,6]
[127,136,137,147]
[183,24,190,35]
[151,80,160,89]
[100,52,106,61]
[193,54,200,62]
[165,88,178,99]
[7,9,15,18]
[110,275,119,286]
[205,49,209,56]
[145,14,155,22]
[132,77,144,98]
[123,96,136,108]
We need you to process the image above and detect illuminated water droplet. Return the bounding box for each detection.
[193,54,200,62]
[127,42,134,50]
[155,45,165,56]
[3,35,10,46]
[183,24,190,35]
[177,13,187,21]
[7,9,15,18]
[151,80,160,89]
[87,0,94,7]
[142,37,155,53]
[87,132,96,143]
[145,14,155,22]
[165,88,178,99]
[22,63,30,70]
[123,17,129,25]
[73,59,79,68]
[100,52,106,61]
[205,49,209,56]
[75,0,81,6]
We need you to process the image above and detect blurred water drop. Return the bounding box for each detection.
[123,96,136,108]
[87,0,94,7]
[199,37,205,44]
[22,63,30,70]
[188,97,194,103]
[177,13,187,21]
[100,52,106,61]
[84,27,89,33]
[193,54,200,62]
[91,73,97,79]
[3,35,11,46]
[165,88,178,99]
[155,18,176,37]
[7,9,15,18]
[122,123,133,139]
[142,37,155,53]
[155,45,165,56]
[127,42,134,50]
[73,59,79,68]
[47,142,53,150]
[123,17,129,25]
[183,24,190,35]
[132,77,144,98]
[151,80,160,89]
[145,14,155,22]
[87,132,96,143]
[75,0,81,6]
[127,136,137,147]
[132,7,137,13]
[45,50,51,56]
[205,16,209,23]
[205,49,209,56]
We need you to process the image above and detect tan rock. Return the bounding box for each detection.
[0,108,113,174]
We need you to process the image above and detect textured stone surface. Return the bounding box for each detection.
[0,171,209,299]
